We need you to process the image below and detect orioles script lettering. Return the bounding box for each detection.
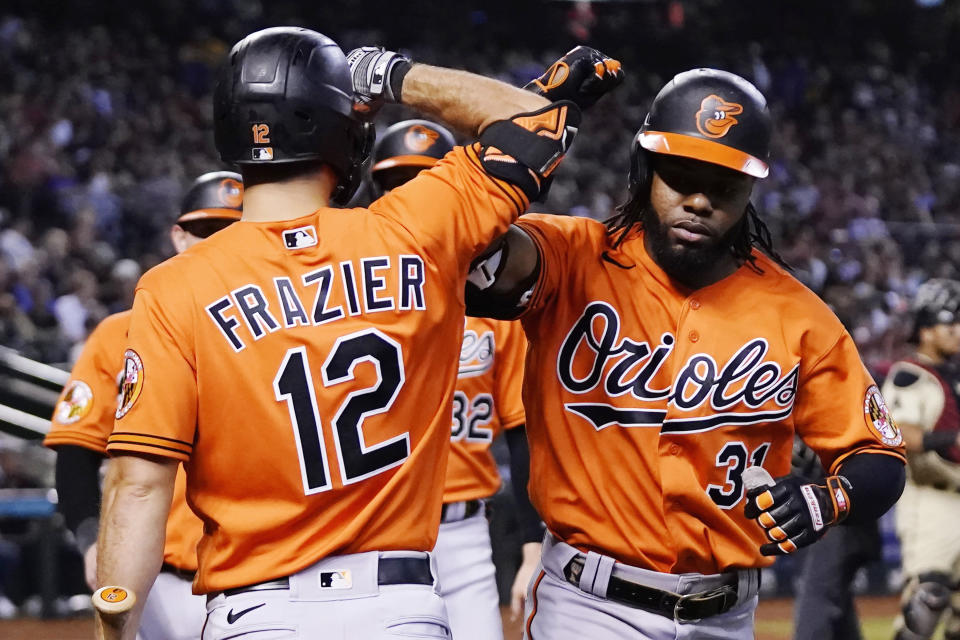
[558,302,799,433]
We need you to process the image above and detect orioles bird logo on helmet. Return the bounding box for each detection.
[695,95,744,139]
[218,178,244,208]
[404,125,441,153]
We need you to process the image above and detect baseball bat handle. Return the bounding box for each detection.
[742,466,775,492]
[92,585,137,615]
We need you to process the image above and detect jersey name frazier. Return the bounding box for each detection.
[205,255,427,352]
[558,302,799,432]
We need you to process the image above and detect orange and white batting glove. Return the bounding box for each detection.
[744,474,851,556]
[524,46,623,110]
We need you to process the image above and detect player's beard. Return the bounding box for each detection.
[642,206,741,286]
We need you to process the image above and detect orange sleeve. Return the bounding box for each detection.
[108,268,197,462]
[44,312,130,454]
[494,320,527,430]
[793,330,907,473]
[369,146,528,276]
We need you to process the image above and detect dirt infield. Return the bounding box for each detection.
[0,595,902,639]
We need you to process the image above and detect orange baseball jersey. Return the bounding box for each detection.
[107,146,527,593]
[514,214,906,575]
[44,311,202,571]
[443,316,526,503]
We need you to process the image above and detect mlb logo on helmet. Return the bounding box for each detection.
[252,147,274,161]
[283,225,318,249]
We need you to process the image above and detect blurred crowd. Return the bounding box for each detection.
[2,0,960,375]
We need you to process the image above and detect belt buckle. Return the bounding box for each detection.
[673,584,736,623]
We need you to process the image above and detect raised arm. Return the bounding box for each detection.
[401,65,549,136]
[466,226,541,319]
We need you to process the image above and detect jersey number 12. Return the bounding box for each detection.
[274,329,408,495]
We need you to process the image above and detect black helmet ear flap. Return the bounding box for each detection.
[332,122,375,206]
[627,130,652,201]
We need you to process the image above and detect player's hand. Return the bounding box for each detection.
[524,46,624,110]
[744,473,851,556]
[345,47,412,116]
[84,543,98,591]
[510,541,542,619]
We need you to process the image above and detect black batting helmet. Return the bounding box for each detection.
[628,68,771,198]
[177,171,244,224]
[213,27,373,204]
[370,120,456,192]
[910,278,960,342]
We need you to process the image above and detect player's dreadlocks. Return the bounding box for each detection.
[605,192,790,273]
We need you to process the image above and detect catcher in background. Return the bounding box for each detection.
[465,63,906,639]
[882,278,960,640]
[44,171,243,639]
[370,119,545,639]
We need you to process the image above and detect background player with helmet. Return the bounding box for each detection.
[93,27,606,640]
[465,63,906,638]
[882,278,960,640]
[370,118,546,639]
[44,171,243,639]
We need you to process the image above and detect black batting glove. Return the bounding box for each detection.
[524,46,624,110]
[345,47,412,116]
[744,474,851,556]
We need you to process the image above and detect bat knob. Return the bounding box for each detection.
[742,466,775,492]
[92,586,136,615]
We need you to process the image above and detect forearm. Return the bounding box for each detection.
[505,426,545,543]
[898,422,925,453]
[96,455,176,640]
[837,452,905,524]
[401,64,550,137]
[55,445,104,551]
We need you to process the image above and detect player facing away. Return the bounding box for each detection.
[882,278,960,640]
[45,171,243,639]
[93,27,602,640]
[465,67,908,639]
[370,119,546,639]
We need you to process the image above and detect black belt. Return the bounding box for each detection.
[563,556,742,622]
[160,563,196,582]
[440,499,483,523]
[210,556,434,601]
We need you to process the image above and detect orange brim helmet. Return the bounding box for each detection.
[629,68,771,196]
[177,171,244,224]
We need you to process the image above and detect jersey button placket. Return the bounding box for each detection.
[689,330,699,343]
[689,298,701,310]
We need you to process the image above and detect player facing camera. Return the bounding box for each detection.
[463,63,905,639]
[610,68,786,289]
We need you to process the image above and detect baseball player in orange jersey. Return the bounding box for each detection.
[882,279,960,640]
[44,171,243,639]
[92,27,616,640]
[370,120,546,639]
[464,67,908,638]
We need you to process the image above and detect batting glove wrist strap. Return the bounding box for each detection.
[824,474,851,524]
[524,46,624,110]
[346,47,412,114]
[475,101,581,202]
[745,473,851,556]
